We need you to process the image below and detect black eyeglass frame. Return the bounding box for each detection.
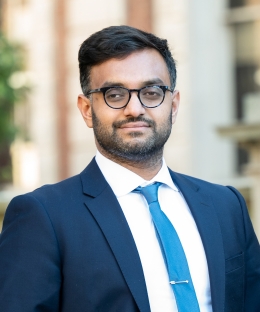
[86,85,174,109]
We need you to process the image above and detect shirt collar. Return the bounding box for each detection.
[95,151,179,197]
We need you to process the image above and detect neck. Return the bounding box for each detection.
[97,148,163,180]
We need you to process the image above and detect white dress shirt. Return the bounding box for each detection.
[95,151,212,312]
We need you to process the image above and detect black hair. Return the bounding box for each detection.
[78,25,177,95]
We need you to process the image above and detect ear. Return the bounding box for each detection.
[77,94,93,128]
[171,90,180,124]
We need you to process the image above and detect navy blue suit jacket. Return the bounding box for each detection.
[0,158,260,311]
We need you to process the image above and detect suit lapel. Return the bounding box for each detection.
[170,170,225,312]
[80,159,150,312]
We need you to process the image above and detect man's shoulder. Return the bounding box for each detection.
[9,173,82,209]
[168,168,225,189]
[16,157,99,201]
[168,169,244,203]
[8,157,104,209]
[34,173,82,197]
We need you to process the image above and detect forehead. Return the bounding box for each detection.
[89,49,171,88]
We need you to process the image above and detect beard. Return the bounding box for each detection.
[92,109,172,165]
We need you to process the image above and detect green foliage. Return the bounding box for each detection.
[0,32,28,184]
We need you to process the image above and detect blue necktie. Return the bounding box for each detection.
[133,182,200,312]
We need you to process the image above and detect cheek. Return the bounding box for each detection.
[92,105,120,128]
[152,107,172,125]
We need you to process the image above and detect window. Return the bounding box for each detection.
[228,4,260,172]
[229,0,260,8]
[234,22,260,121]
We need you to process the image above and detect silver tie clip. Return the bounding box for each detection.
[170,280,189,285]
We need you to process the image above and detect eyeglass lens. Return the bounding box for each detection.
[105,86,164,108]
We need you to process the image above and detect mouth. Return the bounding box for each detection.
[112,118,155,136]
[119,122,150,131]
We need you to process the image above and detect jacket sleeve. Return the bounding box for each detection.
[227,186,260,312]
[0,194,62,312]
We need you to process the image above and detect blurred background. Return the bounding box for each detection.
[0,0,260,237]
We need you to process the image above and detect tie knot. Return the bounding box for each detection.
[133,182,162,205]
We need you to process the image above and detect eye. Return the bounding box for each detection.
[105,88,128,102]
[141,87,163,99]
[144,91,160,96]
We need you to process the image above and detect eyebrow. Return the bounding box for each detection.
[141,78,165,86]
[101,81,125,88]
[100,78,166,88]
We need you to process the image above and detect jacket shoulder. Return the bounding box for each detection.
[169,169,231,191]
[169,169,246,208]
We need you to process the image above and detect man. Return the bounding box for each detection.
[0,25,259,312]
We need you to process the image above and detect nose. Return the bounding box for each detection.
[123,91,146,117]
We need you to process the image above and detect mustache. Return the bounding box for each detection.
[113,117,155,128]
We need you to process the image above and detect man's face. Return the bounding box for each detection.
[78,49,180,164]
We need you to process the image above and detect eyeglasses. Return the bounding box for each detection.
[86,85,174,109]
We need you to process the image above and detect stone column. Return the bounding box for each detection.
[126,0,153,32]
[55,0,69,180]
